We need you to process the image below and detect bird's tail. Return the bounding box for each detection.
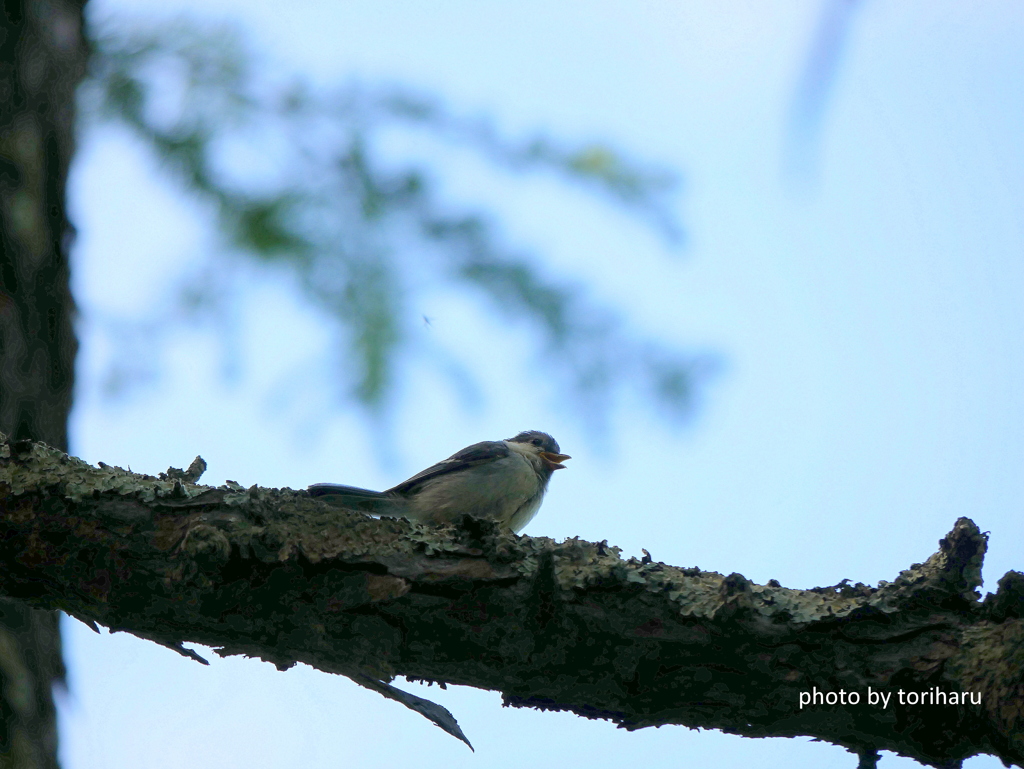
[307,483,404,516]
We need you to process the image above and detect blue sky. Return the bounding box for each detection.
[61,2,1022,767]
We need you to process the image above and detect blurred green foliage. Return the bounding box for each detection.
[81,19,714,424]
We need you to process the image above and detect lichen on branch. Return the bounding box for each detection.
[0,434,1021,767]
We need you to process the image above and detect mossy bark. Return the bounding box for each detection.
[1,435,1022,767]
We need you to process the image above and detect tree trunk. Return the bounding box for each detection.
[0,0,87,766]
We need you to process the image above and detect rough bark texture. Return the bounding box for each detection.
[0,0,81,448]
[0,1,87,766]
[1,435,1023,768]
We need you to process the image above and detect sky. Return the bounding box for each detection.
[59,1,1023,767]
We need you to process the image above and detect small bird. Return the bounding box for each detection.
[308,430,569,533]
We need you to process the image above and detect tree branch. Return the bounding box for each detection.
[0,434,1021,767]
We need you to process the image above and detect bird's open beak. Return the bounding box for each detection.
[539,451,571,470]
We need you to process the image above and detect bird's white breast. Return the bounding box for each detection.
[406,441,547,530]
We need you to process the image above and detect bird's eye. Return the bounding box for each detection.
[532,438,542,446]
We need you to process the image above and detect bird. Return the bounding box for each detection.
[307,430,569,533]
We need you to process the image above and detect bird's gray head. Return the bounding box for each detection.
[507,431,570,471]
[507,430,560,453]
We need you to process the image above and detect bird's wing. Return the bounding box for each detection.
[389,440,510,495]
